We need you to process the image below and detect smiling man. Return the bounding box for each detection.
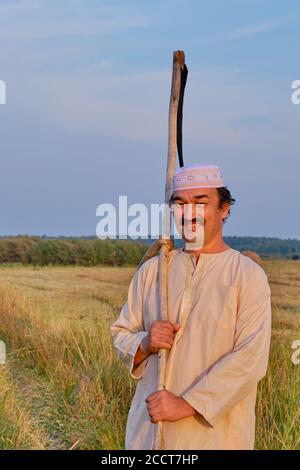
[110,164,272,450]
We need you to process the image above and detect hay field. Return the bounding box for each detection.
[0,260,299,449]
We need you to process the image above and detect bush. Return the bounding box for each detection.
[0,236,148,267]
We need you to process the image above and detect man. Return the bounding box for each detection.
[110,164,272,450]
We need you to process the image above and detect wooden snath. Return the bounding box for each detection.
[154,50,188,450]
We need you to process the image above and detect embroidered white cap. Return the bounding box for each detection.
[173,164,224,190]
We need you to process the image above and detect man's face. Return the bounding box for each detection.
[170,187,230,244]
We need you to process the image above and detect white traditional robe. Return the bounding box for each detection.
[110,247,272,450]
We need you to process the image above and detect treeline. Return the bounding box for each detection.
[0,235,299,266]
[223,236,300,260]
[144,236,300,259]
[0,237,147,266]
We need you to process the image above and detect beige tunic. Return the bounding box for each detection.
[110,248,272,450]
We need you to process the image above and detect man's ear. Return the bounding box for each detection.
[221,202,230,221]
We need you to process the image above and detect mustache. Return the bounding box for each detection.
[179,216,204,225]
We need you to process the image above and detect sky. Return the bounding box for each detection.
[0,0,299,239]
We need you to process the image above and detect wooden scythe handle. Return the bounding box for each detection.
[153,50,186,450]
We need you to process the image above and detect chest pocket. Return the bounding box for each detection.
[195,284,238,330]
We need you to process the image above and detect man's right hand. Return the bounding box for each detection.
[141,321,181,354]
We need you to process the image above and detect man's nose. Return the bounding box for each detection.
[182,203,198,220]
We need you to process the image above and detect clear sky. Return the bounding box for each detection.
[0,0,299,238]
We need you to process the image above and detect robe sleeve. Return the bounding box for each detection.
[181,268,272,427]
[110,265,150,380]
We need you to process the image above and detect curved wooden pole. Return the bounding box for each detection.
[154,50,186,450]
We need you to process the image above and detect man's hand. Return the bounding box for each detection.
[133,321,180,368]
[141,321,180,355]
[145,389,196,423]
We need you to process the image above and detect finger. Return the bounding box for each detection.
[146,390,165,402]
[145,392,160,402]
[147,404,161,415]
[150,415,162,424]
[159,329,174,337]
[155,342,172,350]
[147,404,162,418]
[156,333,173,343]
[155,322,175,332]
[164,321,180,332]
[159,321,173,327]
[153,332,174,343]
[147,398,161,408]
[148,398,165,413]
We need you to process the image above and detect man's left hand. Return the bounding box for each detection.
[145,389,196,423]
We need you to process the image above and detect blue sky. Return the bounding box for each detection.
[0,0,299,238]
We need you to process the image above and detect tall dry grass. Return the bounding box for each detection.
[0,269,136,449]
[255,260,300,449]
[0,366,46,449]
[0,261,299,449]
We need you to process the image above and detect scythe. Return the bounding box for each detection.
[154,50,188,450]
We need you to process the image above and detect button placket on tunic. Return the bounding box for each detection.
[165,252,206,389]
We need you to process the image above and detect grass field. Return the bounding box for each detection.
[0,259,299,449]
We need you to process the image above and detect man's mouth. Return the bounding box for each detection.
[181,218,203,231]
